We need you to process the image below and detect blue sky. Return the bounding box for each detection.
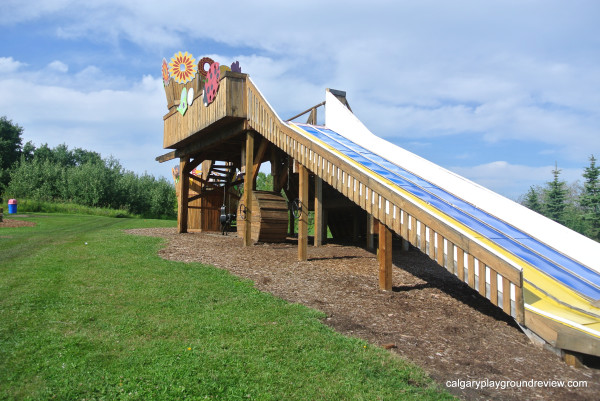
[1,0,599,200]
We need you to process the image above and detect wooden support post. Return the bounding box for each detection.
[366,214,375,251]
[287,160,295,236]
[314,176,323,246]
[243,131,254,246]
[298,164,309,261]
[271,149,281,193]
[563,351,584,368]
[378,220,392,291]
[178,157,189,233]
[515,282,525,325]
[198,159,212,230]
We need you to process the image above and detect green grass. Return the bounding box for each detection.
[3,199,139,218]
[0,214,453,400]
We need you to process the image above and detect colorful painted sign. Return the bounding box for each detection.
[204,62,220,105]
[177,87,188,115]
[162,52,242,108]
[162,58,170,86]
[168,51,197,84]
[231,61,241,73]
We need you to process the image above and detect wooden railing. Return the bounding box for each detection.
[163,72,247,148]
[246,78,525,324]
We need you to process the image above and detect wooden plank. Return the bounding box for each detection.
[378,220,392,291]
[468,254,476,288]
[502,276,511,315]
[156,150,176,163]
[456,247,465,281]
[419,222,427,253]
[244,131,254,246]
[490,267,498,305]
[436,233,444,266]
[178,157,189,233]
[314,176,323,246]
[385,199,393,228]
[298,164,309,261]
[515,285,525,325]
[479,263,487,298]
[428,227,436,259]
[447,242,455,274]
[409,214,417,247]
[393,206,401,237]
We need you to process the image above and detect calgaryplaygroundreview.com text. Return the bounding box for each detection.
[445,378,588,390]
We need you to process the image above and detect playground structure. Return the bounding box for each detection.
[157,52,600,365]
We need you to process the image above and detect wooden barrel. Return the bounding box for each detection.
[238,191,288,242]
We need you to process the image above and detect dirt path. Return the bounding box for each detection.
[129,228,599,400]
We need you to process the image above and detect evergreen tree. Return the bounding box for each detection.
[523,186,543,213]
[544,163,568,225]
[580,155,600,240]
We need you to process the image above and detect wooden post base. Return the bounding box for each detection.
[378,220,392,291]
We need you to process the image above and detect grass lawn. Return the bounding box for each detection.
[0,214,453,400]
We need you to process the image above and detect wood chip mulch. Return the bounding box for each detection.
[127,228,600,400]
[0,217,36,228]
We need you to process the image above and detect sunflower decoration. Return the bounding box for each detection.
[161,58,170,86]
[168,51,198,84]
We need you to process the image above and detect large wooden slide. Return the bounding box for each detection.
[158,53,600,363]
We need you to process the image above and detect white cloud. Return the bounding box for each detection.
[0,57,26,73]
[0,63,167,178]
[47,60,68,73]
[1,0,599,195]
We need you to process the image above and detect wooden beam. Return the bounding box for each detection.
[286,101,325,122]
[156,150,176,163]
[244,131,254,246]
[252,136,269,185]
[178,157,189,233]
[314,176,323,246]
[298,164,309,261]
[366,213,375,251]
[270,148,281,193]
[172,120,249,160]
[184,156,205,175]
[277,157,289,193]
[378,220,392,291]
[306,108,317,125]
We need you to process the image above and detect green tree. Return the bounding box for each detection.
[543,163,568,225]
[256,172,273,191]
[522,186,543,213]
[0,116,24,190]
[580,155,600,240]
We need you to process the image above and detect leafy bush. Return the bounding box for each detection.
[3,144,176,219]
